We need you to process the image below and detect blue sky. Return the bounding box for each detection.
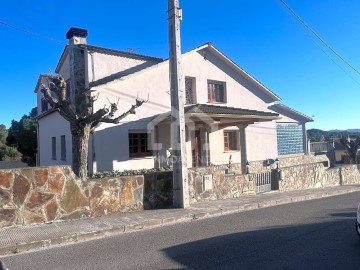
[1,0,359,130]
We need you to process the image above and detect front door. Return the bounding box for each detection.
[192,130,202,167]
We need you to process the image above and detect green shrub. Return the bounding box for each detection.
[89,167,171,179]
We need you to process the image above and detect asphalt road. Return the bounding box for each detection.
[2,192,360,270]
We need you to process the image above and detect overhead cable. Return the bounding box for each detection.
[0,18,66,46]
[278,0,360,77]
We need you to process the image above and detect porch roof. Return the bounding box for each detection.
[185,104,278,117]
[151,104,280,126]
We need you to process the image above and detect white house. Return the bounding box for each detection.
[34,28,313,174]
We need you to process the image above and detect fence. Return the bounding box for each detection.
[310,142,333,153]
[253,171,273,193]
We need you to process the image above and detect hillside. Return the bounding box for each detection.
[307,128,360,142]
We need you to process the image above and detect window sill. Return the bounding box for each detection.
[207,101,226,104]
[129,156,155,160]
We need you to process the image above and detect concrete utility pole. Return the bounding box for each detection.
[168,0,189,208]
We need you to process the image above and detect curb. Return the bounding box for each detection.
[1,187,360,256]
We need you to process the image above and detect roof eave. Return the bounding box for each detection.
[271,103,313,123]
[35,108,58,120]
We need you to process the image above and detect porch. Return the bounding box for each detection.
[149,104,280,173]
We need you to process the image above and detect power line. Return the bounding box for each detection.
[278,0,360,77]
[0,18,66,46]
[277,2,360,86]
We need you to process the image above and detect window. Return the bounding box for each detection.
[61,135,66,161]
[128,133,152,158]
[41,98,49,112]
[185,77,196,104]
[224,131,239,151]
[52,137,56,160]
[208,81,226,103]
[276,123,304,155]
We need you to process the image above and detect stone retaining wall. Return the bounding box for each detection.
[187,156,359,202]
[0,166,172,228]
[248,154,330,173]
[188,166,254,203]
[278,164,360,191]
[2,161,360,228]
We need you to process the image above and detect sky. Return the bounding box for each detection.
[1,0,360,131]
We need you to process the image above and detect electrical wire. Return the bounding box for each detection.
[277,1,360,86]
[278,0,360,77]
[0,18,66,46]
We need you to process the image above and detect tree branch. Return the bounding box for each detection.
[41,75,78,123]
[86,107,109,124]
[98,99,145,124]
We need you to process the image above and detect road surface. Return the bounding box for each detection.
[2,192,360,269]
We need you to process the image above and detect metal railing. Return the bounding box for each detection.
[253,171,272,193]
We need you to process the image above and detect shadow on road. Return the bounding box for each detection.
[163,213,360,269]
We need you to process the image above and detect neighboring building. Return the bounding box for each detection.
[34,28,313,174]
[333,139,347,163]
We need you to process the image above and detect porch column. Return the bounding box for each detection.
[187,122,196,168]
[238,125,248,174]
[199,126,210,166]
[154,125,160,168]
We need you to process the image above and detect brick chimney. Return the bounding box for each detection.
[66,27,88,45]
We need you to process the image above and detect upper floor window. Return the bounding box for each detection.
[224,130,239,151]
[41,98,49,113]
[128,133,152,158]
[208,81,226,103]
[185,77,196,104]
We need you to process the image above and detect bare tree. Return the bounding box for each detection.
[41,74,146,180]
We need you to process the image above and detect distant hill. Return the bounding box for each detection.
[307,128,360,142]
[328,129,360,133]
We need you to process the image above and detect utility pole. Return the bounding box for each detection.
[168,0,189,208]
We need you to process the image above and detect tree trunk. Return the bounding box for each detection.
[72,124,91,180]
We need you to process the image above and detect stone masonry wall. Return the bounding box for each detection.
[279,163,337,191]
[188,165,255,203]
[248,154,330,174]
[278,164,360,192]
[0,166,171,229]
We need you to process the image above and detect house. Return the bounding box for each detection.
[332,138,348,163]
[34,27,313,174]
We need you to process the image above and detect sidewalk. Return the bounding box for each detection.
[1,185,360,256]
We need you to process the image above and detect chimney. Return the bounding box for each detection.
[66,27,88,45]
